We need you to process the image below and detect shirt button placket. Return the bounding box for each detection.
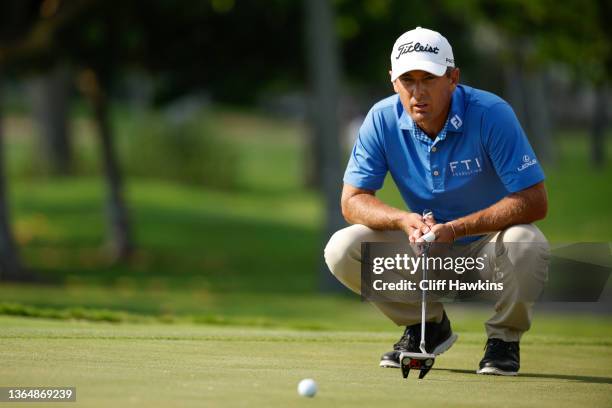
[431,143,443,191]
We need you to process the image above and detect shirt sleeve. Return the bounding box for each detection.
[343,108,388,191]
[482,102,545,193]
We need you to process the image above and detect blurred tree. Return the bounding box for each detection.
[79,68,133,260]
[0,0,134,261]
[0,0,307,262]
[335,0,477,95]
[452,0,609,166]
[0,75,24,281]
[589,0,611,168]
[27,63,73,175]
[118,0,304,105]
[57,3,134,260]
[304,0,345,291]
[0,0,310,261]
[591,84,608,168]
[0,0,38,280]
[436,0,556,163]
[502,40,555,164]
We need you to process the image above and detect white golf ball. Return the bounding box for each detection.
[297,378,317,397]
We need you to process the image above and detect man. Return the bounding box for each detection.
[324,27,550,376]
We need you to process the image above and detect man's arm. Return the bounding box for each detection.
[429,181,548,242]
[341,183,433,242]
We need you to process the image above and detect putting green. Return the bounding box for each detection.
[1,316,611,407]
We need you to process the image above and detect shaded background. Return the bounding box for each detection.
[0,0,610,325]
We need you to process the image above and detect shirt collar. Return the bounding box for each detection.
[397,99,412,130]
[446,85,466,134]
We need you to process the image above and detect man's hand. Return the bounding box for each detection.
[416,222,455,243]
[398,213,436,243]
[341,184,438,242]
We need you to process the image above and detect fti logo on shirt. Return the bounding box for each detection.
[449,157,483,176]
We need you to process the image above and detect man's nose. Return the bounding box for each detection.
[412,81,425,98]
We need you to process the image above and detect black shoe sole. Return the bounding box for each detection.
[379,333,458,368]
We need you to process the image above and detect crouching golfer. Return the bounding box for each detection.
[324,27,550,376]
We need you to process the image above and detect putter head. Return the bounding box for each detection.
[400,352,436,379]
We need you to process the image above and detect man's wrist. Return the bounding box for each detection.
[449,219,468,238]
[446,222,457,241]
[392,211,412,231]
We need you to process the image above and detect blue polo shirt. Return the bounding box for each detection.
[344,84,545,240]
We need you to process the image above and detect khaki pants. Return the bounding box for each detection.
[324,224,549,342]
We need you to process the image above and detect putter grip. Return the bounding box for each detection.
[422,231,436,242]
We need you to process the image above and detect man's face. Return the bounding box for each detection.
[391,69,459,132]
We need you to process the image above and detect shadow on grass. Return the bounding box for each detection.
[436,368,612,384]
[21,205,322,293]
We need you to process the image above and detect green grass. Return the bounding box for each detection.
[1,315,611,408]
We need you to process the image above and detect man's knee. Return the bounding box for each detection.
[324,226,363,277]
[500,224,547,245]
[499,224,549,259]
[496,224,550,287]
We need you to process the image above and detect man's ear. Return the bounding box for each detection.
[389,70,399,93]
[449,68,460,91]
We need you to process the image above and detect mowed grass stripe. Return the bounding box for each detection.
[1,318,611,408]
[1,317,611,347]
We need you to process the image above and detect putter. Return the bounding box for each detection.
[400,211,437,380]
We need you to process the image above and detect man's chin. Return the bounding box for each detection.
[410,112,428,124]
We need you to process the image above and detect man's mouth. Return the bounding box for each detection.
[413,103,428,111]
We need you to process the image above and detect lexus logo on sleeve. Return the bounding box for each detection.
[518,155,537,171]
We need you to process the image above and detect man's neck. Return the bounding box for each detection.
[416,123,440,140]
[416,105,451,139]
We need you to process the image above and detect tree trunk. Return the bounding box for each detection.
[304,0,346,291]
[591,84,607,168]
[0,73,23,281]
[80,69,133,261]
[28,64,73,175]
[502,45,554,164]
[523,69,555,164]
[303,129,320,189]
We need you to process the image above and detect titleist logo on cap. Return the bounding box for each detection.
[396,41,440,59]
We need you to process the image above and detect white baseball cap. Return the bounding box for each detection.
[390,27,455,81]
